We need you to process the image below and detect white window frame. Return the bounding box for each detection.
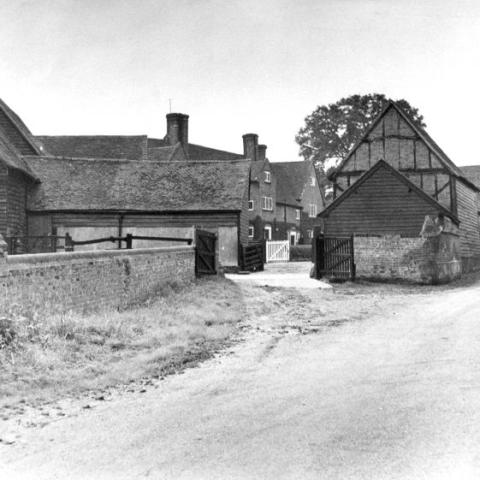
[264,171,271,183]
[248,200,254,211]
[307,229,313,239]
[295,209,301,220]
[248,225,254,238]
[309,204,317,218]
[264,225,272,240]
[310,176,316,186]
[262,196,273,211]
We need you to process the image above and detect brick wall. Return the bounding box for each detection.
[0,245,195,316]
[354,233,461,284]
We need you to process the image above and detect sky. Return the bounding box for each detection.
[1,0,480,165]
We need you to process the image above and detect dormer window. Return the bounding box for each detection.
[264,171,271,183]
[310,176,316,186]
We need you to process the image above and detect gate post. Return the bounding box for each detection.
[125,233,133,249]
[350,234,356,280]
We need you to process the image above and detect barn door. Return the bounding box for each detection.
[315,234,355,281]
[195,229,217,276]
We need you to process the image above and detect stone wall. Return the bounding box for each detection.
[354,231,461,284]
[0,242,195,316]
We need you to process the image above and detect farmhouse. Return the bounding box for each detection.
[319,101,480,278]
[243,132,324,244]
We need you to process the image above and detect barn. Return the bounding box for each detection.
[25,156,251,269]
[318,101,480,280]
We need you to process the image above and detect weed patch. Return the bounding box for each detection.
[0,278,246,407]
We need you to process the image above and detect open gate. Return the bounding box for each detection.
[195,229,217,276]
[266,240,290,263]
[314,234,355,281]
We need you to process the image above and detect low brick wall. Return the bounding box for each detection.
[354,233,461,284]
[0,246,195,315]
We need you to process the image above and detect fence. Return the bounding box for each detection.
[241,242,264,271]
[64,233,192,251]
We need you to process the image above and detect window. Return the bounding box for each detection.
[309,204,317,217]
[264,225,272,240]
[248,200,254,211]
[264,171,271,183]
[248,225,254,238]
[262,196,273,211]
[307,229,313,239]
[310,176,316,186]
[295,209,301,220]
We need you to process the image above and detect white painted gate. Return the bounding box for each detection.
[266,240,290,263]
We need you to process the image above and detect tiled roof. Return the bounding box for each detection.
[35,135,149,160]
[0,98,42,157]
[271,161,311,206]
[147,138,244,161]
[0,129,37,179]
[460,165,480,190]
[188,143,244,161]
[26,156,251,212]
[147,144,181,161]
[250,158,269,183]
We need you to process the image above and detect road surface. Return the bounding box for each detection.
[2,266,480,479]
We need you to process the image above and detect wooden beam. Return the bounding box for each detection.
[436,178,450,196]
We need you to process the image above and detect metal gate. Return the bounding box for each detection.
[266,240,290,263]
[195,229,217,276]
[314,235,355,281]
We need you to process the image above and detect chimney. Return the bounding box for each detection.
[166,113,189,155]
[242,133,258,161]
[257,144,267,162]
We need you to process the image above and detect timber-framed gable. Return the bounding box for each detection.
[329,101,477,217]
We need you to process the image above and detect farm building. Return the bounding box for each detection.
[0,99,252,269]
[319,101,480,277]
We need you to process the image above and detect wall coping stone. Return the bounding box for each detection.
[6,245,194,267]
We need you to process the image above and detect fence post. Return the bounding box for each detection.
[65,233,74,252]
[125,233,133,249]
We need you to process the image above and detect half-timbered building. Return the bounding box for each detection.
[320,101,480,271]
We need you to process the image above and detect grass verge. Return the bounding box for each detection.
[0,277,246,407]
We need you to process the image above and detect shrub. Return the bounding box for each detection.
[290,244,312,262]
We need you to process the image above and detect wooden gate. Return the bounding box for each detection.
[195,229,217,276]
[266,240,290,263]
[315,235,355,281]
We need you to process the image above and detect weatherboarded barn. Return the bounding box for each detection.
[26,157,251,268]
[320,101,480,275]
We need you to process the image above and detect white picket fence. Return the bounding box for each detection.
[266,240,290,263]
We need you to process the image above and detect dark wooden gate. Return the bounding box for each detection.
[314,234,355,281]
[195,229,217,276]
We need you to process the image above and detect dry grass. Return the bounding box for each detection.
[0,278,246,407]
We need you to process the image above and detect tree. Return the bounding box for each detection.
[295,93,426,175]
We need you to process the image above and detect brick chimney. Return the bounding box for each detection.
[242,133,258,161]
[257,144,267,162]
[166,113,189,155]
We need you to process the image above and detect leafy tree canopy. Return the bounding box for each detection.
[295,93,426,175]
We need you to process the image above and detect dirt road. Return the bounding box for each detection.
[2,265,480,479]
